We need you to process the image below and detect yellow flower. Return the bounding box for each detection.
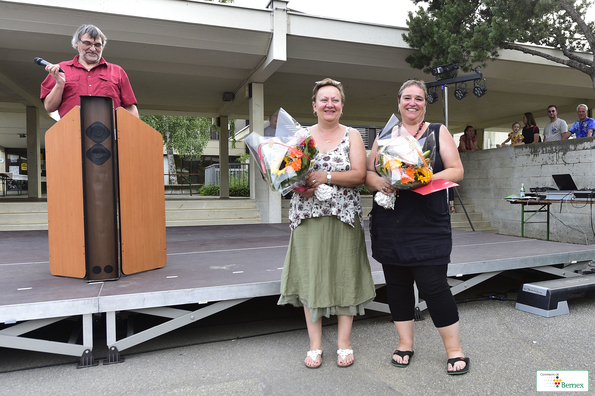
[270,154,286,176]
[416,167,433,183]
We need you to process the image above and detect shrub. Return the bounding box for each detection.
[199,181,250,197]
[199,184,219,196]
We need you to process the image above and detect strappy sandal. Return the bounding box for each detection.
[337,348,354,367]
[305,349,323,369]
[447,357,470,375]
[391,350,414,368]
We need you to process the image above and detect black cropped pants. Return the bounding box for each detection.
[381,263,459,328]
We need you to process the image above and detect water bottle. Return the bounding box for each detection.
[520,183,525,198]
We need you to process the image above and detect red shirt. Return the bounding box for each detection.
[40,56,137,118]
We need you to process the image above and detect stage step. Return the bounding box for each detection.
[0,197,261,230]
[515,274,595,317]
[165,198,261,227]
[451,201,499,233]
[0,202,49,231]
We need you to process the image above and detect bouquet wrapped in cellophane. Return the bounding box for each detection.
[374,114,436,209]
[245,108,318,196]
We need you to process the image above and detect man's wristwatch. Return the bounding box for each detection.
[326,172,332,184]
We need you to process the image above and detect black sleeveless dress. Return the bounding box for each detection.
[369,123,452,266]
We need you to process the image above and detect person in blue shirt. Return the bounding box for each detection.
[569,104,595,138]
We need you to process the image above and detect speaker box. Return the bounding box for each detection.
[80,96,120,280]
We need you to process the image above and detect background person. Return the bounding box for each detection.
[457,125,477,152]
[543,105,570,142]
[365,80,469,375]
[40,24,138,118]
[499,122,524,147]
[263,112,278,137]
[569,104,595,138]
[521,112,540,144]
[278,78,376,369]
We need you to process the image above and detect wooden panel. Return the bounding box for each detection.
[116,109,167,274]
[46,107,86,278]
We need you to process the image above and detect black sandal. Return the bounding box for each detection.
[391,350,414,368]
[447,357,470,375]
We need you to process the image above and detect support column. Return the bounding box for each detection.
[248,83,282,223]
[219,116,229,198]
[26,106,41,198]
[476,128,485,150]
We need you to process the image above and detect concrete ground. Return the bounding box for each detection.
[1,271,594,396]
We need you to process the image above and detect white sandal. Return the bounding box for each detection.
[337,348,354,367]
[305,349,323,368]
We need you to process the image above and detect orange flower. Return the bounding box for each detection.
[288,157,302,171]
[288,148,304,158]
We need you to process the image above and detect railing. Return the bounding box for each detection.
[164,173,201,196]
[204,163,249,187]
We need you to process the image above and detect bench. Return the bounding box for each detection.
[515,274,595,317]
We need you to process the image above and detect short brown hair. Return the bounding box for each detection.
[398,79,427,102]
[312,78,345,103]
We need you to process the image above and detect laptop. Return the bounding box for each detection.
[546,174,578,200]
[552,174,578,191]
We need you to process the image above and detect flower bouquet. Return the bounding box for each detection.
[374,114,436,209]
[245,108,318,196]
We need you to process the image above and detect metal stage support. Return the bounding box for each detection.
[105,299,249,363]
[0,314,96,367]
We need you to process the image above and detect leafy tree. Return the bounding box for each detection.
[404,0,595,89]
[141,115,212,184]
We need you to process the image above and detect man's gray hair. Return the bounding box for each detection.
[71,24,107,50]
[577,103,589,112]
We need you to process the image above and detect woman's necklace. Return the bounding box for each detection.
[319,125,340,143]
[398,121,425,139]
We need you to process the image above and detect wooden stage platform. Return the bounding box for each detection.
[1,224,595,366]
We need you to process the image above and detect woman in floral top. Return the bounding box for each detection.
[278,78,376,369]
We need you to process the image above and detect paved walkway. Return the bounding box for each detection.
[1,273,593,396]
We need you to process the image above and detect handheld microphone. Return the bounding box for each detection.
[34,57,65,73]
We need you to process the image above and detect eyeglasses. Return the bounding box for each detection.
[80,40,103,49]
[547,110,556,113]
[315,79,342,86]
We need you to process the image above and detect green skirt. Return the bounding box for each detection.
[278,215,376,323]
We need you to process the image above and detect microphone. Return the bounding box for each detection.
[34,57,65,73]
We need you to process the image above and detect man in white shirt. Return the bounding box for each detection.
[543,105,570,142]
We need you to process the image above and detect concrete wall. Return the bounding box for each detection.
[457,138,595,245]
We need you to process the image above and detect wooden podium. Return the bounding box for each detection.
[45,96,166,280]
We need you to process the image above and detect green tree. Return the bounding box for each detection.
[404,0,595,89]
[141,115,212,184]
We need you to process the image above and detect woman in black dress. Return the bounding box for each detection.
[365,80,469,375]
[521,112,541,144]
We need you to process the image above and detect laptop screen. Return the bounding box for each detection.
[552,174,578,191]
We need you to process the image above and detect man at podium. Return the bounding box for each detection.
[40,24,139,119]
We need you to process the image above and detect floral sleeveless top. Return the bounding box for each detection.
[508,131,523,145]
[288,127,364,231]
